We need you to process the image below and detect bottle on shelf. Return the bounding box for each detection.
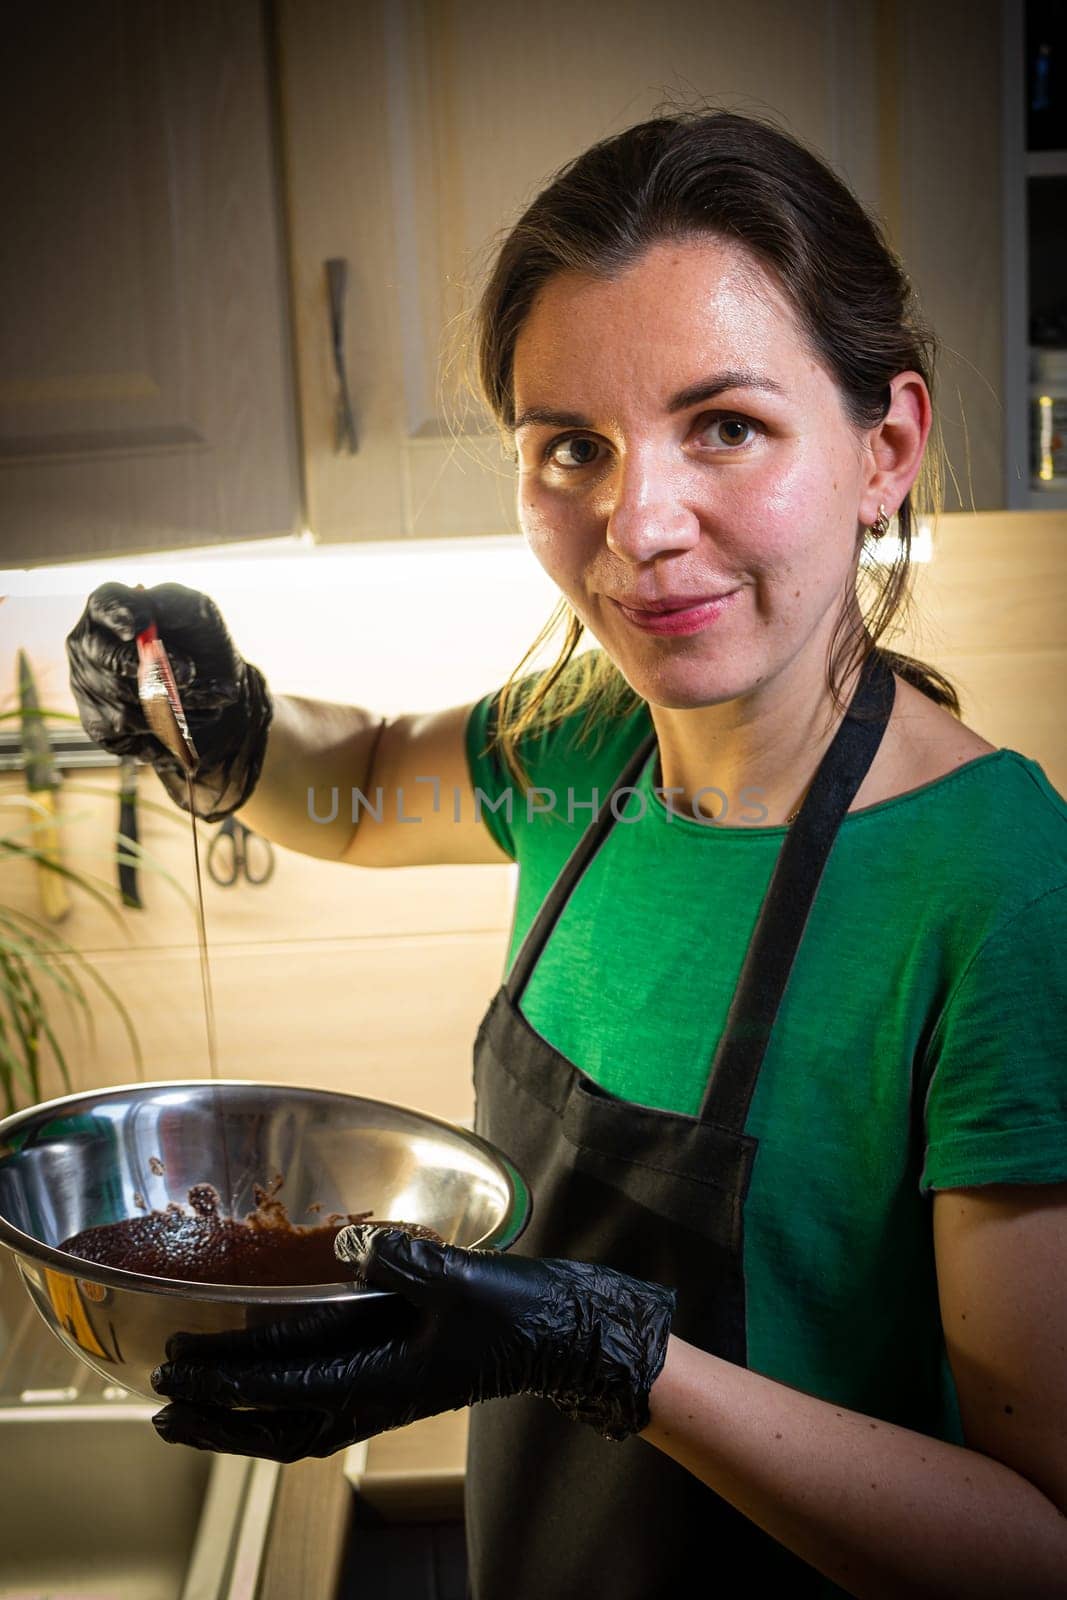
[1027,1,1067,151]
[1030,344,1067,490]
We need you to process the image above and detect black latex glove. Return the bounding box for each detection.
[150,1223,677,1463]
[65,581,273,821]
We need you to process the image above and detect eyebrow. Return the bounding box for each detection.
[513,369,789,433]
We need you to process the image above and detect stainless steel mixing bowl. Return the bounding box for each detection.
[0,1079,530,1402]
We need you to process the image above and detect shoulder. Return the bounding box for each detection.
[864,674,1066,830]
[853,673,1067,930]
[468,654,651,788]
[857,675,997,808]
[465,655,651,857]
[893,675,999,771]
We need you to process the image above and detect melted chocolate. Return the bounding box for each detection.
[59,1180,444,1287]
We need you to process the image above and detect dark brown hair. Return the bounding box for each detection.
[468,107,959,781]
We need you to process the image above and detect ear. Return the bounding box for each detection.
[859,371,932,525]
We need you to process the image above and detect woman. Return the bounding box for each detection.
[67,110,1067,1598]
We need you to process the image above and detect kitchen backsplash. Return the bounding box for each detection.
[1,513,1063,1116]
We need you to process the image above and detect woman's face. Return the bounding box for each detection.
[511,238,887,710]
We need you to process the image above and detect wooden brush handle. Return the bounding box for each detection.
[135,625,199,770]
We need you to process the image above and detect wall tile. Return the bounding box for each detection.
[31,931,508,1125]
[1,772,516,954]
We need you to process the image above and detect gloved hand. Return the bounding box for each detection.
[66,581,273,821]
[149,1223,677,1463]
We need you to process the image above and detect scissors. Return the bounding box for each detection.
[207,816,275,888]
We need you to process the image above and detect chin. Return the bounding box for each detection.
[612,655,757,711]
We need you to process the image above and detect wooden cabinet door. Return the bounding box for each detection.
[0,1,301,567]
[881,0,1005,512]
[278,0,881,541]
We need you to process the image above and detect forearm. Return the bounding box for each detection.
[641,1336,1067,1599]
[235,693,383,861]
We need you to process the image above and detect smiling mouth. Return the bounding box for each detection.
[610,591,739,615]
[609,590,741,636]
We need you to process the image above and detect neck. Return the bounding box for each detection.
[650,649,865,828]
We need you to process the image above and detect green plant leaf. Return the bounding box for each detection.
[0,757,176,1108]
[0,889,113,1044]
[70,955,143,1083]
[62,780,199,828]
[4,784,201,912]
[35,1006,73,1096]
[0,952,41,1103]
[0,1018,23,1117]
[0,833,130,931]
[1,821,195,917]
[0,706,84,725]
[0,911,141,1101]
[0,911,93,1014]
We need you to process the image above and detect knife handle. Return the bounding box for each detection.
[30,789,71,923]
[118,763,142,910]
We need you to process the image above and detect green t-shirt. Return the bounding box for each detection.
[465,665,1067,1452]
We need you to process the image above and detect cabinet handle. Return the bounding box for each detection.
[325,257,358,454]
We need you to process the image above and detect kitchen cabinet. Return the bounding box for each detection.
[0,1259,270,1599]
[277,0,1011,539]
[1,1,1032,567]
[1002,0,1067,510]
[276,0,882,540]
[0,0,301,567]
[882,0,1004,512]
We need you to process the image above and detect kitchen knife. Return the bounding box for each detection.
[16,647,71,922]
[118,755,142,909]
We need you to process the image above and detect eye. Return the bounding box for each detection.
[539,411,761,471]
[700,414,759,448]
[544,434,602,470]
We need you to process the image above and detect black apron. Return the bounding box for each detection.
[467,650,896,1600]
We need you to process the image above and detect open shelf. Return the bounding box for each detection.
[1003,3,1067,508]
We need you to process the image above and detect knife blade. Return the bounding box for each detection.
[118,755,142,909]
[16,647,71,922]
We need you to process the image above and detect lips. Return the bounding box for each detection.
[611,591,738,614]
[610,590,741,637]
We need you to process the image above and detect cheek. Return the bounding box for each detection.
[752,452,858,563]
[757,448,831,526]
[519,493,581,581]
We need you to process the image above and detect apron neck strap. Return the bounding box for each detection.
[505,722,655,1004]
[699,648,895,1126]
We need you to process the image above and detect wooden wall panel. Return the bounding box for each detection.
[0,770,516,953]
[20,931,507,1122]
[889,510,1066,794]
[913,650,1066,798]
[902,511,1066,655]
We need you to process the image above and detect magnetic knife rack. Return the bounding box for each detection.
[0,727,122,773]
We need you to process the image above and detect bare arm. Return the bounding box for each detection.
[640,1185,1067,1598]
[235,693,512,868]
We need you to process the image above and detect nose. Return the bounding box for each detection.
[602,448,701,564]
